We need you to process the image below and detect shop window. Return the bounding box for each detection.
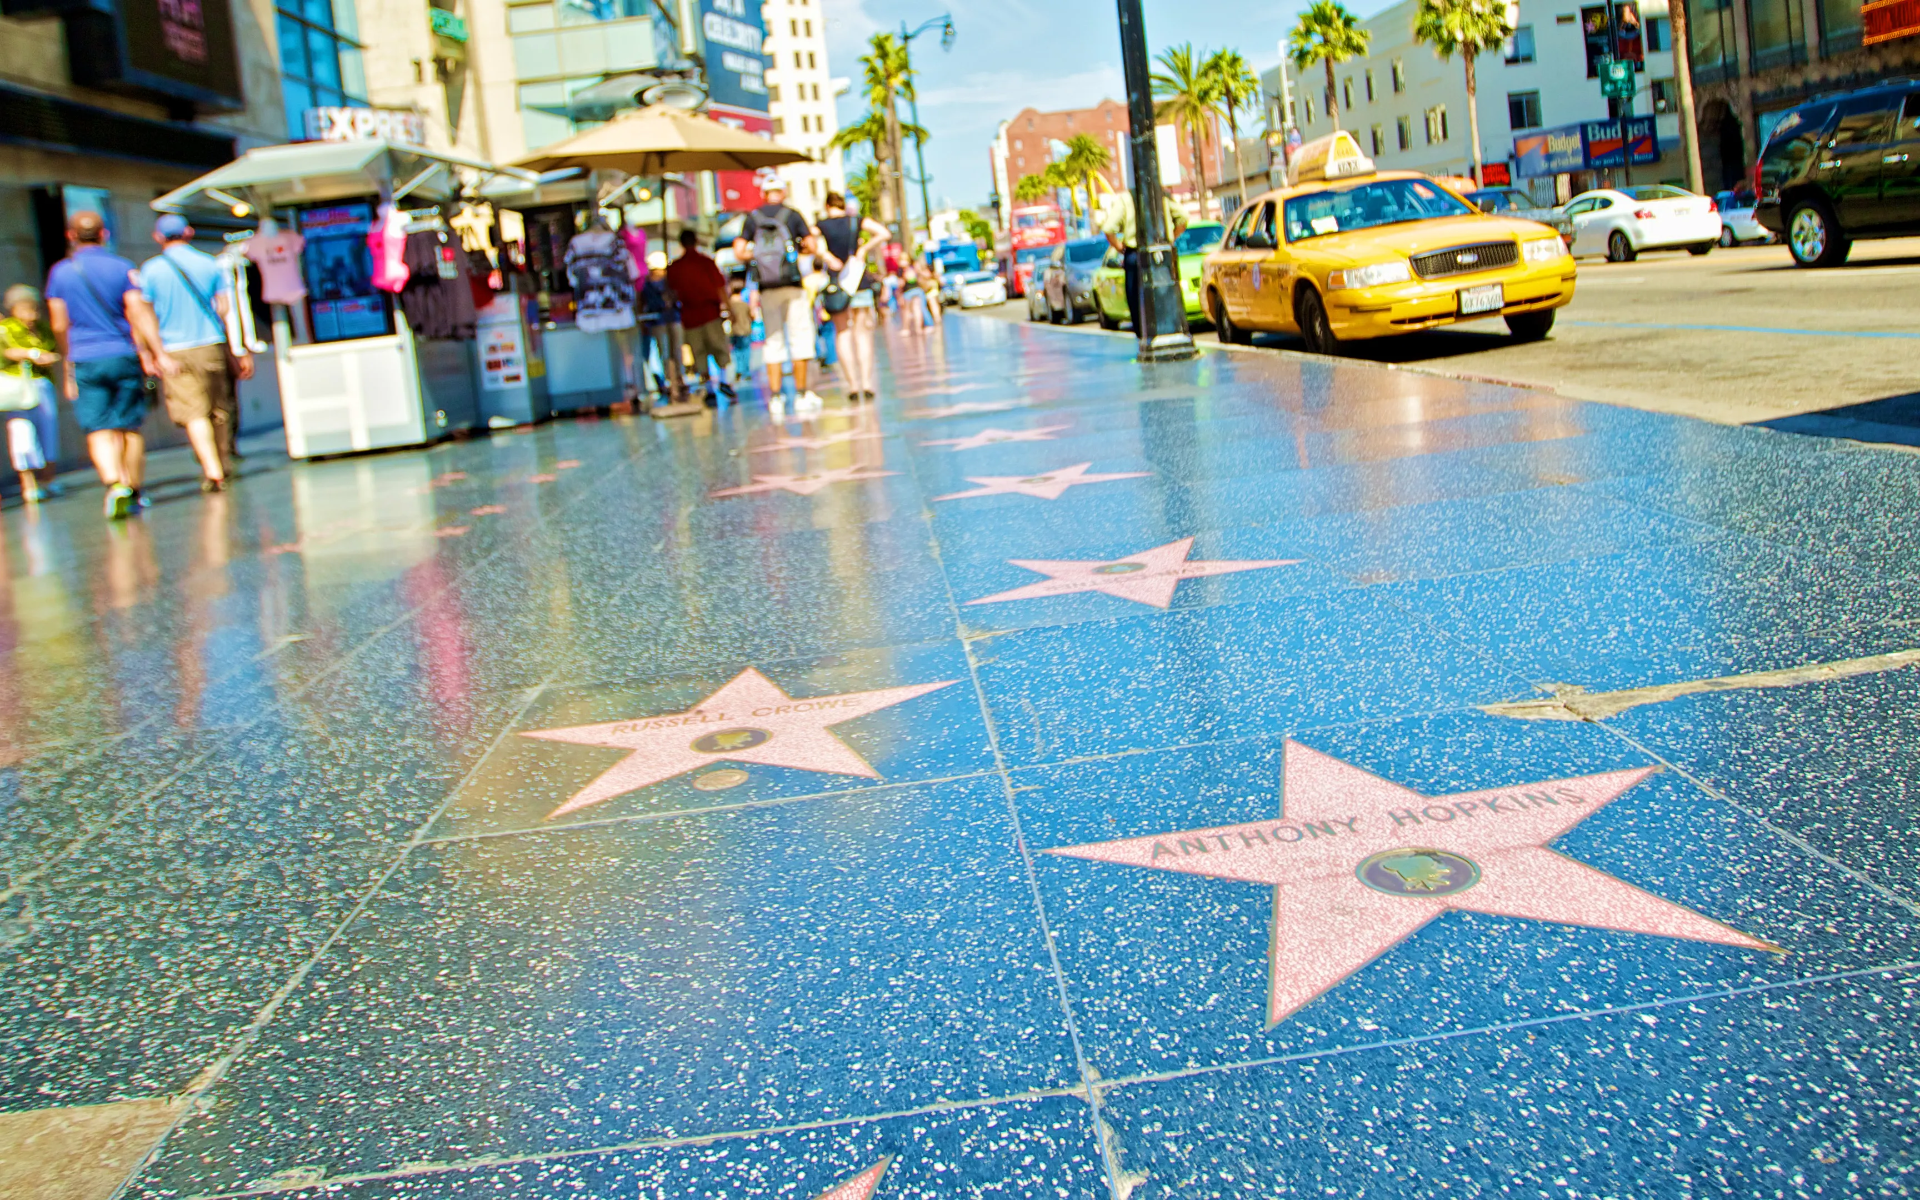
[1396,114,1412,149]
[1370,123,1384,155]
[1747,0,1807,70]
[1651,78,1676,112]
[1505,25,1535,62]
[1391,59,1405,92]
[1819,0,1862,52]
[1507,90,1541,129]
[508,4,554,32]
[277,0,366,139]
[1425,105,1448,143]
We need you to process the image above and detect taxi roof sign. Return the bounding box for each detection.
[1288,131,1376,186]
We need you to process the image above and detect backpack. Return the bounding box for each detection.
[750,208,801,288]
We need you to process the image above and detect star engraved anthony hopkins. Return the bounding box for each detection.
[1046,740,1777,1026]
[521,668,956,818]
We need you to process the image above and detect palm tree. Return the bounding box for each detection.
[1413,0,1513,185]
[1666,0,1705,192]
[1042,161,1082,220]
[860,32,915,246]
[831,110,928,224]
[1288,0,1370,132]
[1151,43,1219,217]
[1204,49,1261,210]
[1062,133,1113,221]
[1013,173,1053,204]
[847,164,885,218]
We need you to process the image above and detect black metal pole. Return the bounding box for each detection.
[902,22,935,236]
[1114,0,1193,361]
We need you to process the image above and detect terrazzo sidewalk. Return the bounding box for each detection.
[2,316,1916,1199]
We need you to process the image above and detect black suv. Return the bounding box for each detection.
[1756,80,1920,267]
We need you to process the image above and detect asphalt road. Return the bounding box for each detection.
[973,235,1920,426]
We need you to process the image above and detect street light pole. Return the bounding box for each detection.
[899,15,953,251]
[1115,0,1194,361]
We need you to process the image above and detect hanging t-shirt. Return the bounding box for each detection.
[243,230,308,304]
[620,227,648,281]
[368,205,410,294]
[399,229,477,340]
[564,230,637,334]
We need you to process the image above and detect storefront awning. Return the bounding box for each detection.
[151,139,540,215]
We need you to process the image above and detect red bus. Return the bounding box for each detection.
[1005,203,1065,297]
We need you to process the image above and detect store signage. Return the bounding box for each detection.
[428,7,468,40]
[1513,117,1657,177]
[306,106,429,145]
[1863,0,1920,44]
[700,0,768,113]
[31,0,246,109]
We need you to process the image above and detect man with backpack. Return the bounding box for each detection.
[730,182,822,411]
[137,213,252,492]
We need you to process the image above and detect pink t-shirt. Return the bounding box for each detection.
[368,205,410,294]
[621,227,648,281]
[243,230,307,304]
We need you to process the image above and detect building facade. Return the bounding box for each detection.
[1274,0,1685,198]
[760,0,843,216]
[990,99,1219,224]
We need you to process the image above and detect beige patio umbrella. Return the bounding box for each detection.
[512,104,810,175]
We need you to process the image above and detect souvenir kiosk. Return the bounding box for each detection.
[481,172,641,416]
[151,141,540,458]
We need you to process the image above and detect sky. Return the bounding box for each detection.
[820,0,1399,214]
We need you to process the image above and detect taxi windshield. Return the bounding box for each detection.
[1283,178,1474,242]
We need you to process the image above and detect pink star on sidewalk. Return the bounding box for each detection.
[753,430,887,453]
[967,537,1300,608]
[930,462,1148,502]
[919,425,1071,451]
[812,1159,892,1200]
[522,669,956,818]
[904,401,1017,420]
[710,465,900,497]
[1049,741,1777,1026]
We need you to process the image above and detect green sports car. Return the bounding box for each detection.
[1091,221,1227,330]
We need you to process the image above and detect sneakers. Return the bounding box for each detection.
[797,390,825,414]
[22,487,46,504]
[199,478,227,494]
[104,484,135,519]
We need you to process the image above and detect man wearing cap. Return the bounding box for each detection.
[732,180,822,411]
[138,213,252,492]
[44,211,167,518]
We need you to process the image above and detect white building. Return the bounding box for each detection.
[761,0,845,217]
[1271,0,1683,201]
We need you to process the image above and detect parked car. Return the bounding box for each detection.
[1027,236,1108,324]
[1755,80,1920,267]
[1560,185,1721,261]
[1090,221,1227,329]
[1714,188,1774,245]
[1465,186,1574,243]
[1198,131,1577,355]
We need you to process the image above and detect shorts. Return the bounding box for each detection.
[161,343,232,426]
[683,318,731,370]
[758,287,815,365]
[72,355,149,433]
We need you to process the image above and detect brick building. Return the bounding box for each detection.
[988,98,1214,220]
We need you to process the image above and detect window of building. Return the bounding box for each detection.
[1819,0,1863,52]
[1370,123,1384,155]
[277,0,367,139]
[1424,105,1448,142]
[803,19,811,34]
[1391,59,1405,92]
[1306,95,1316,124]
[1365,68,1375,101]
[1505,25,1535,62]
[1396,114,1412,149]
[769,84,781,101]
[772,117,785,133]
[1645,16,1669,49]
[1507,90,1541,129]
[789,18,797,33]
[1343,78,1354,109]
[807,51,816,68]
[1747,0,1807,70]
[1691,0,1739,78]
[1651,77,1676,111]
[555,0,647,23]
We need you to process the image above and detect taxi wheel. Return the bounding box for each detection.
[1295,287,1341,357]
[1505,309,1556,342]
[1213,293,1250,345]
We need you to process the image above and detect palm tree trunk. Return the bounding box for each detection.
[1189,120,1210,218]
[1225,95,1249,210]
[1324,58,1340,130]
[882,86,911,250]
[870,135,895,227]
[1463,53,1483,186]
[1667,0,1706,193]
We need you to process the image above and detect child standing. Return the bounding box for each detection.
[0,285,61,504]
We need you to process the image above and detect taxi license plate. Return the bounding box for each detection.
[1458,283,1504,315]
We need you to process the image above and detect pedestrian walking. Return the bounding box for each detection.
[0,285,60,504]
[815,192,888,403]
[726,279,754,388]
[664,229,735,406]
[44,210,160,518]
[638,251,687,406]
[732,182,821,411]
[137,213,252,492]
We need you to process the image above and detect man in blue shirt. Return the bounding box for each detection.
[138,212,252,492]
[44,210,167,518]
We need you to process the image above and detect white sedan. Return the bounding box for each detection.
[1714,191,1775,246]
[1560,185,1723,262]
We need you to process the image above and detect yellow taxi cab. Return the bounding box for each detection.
[1200,131,1576,355]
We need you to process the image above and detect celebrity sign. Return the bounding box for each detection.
[700,0,768,113]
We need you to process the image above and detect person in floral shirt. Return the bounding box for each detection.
[0,284,60,504]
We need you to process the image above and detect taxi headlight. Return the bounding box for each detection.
[1325,261,1412,290]
[1522,237,1568,264]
